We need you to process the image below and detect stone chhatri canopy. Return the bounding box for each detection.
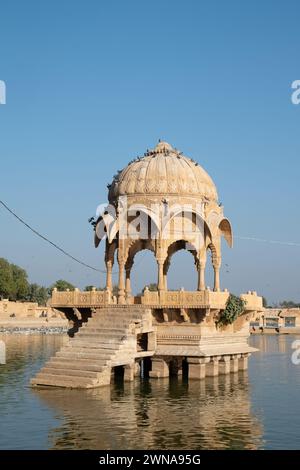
[95,141,233,304]
[32,140,262,389]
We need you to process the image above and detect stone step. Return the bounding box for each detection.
[96,308,144,313]
[90,311,144,317]
[91,315,143,322]
[65,341,122,351]
[30,306,149,389]
[86,318,136,331]
[77,330,128,337]
[56,350,113,360]
[80,327,130,333]
[41,367,99,378]
[69,340,124,350]
[48,358,106,371]
[85,324,137,331]
[91,312,144,320]
[75,335,127,344]
[50,355,107,365]
[31,374,96,388]
[85,326,132,333]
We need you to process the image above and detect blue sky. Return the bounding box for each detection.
[0,0,300,304]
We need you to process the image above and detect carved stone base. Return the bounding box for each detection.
[187,357,207,379]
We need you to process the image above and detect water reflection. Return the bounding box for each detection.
[0,334,65,450]
[35,372,263,450]
[11,334,300,449]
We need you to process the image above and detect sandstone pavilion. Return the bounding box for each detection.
[32,141,263,388]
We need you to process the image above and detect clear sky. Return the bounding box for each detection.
[1,0,300,304]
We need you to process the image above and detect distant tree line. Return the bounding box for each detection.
[0,258,77,306]
[275,300,300,308]
[0,258,119,306]
[263,297,300,308]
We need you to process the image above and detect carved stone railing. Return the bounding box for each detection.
[141,289,159,305]
[141,289,263,310]
[206,290,230,308]
[51,287,263,311]
[142,289,208,307]
[51,288,112,307]
[241,291,263,311]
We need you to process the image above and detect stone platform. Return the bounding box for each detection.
[31,290,261,388]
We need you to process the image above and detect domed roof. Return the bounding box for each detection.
[108,141,218,202]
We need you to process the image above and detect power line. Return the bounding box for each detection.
[0,199,148,276]
[2,198,299,278]
[0,199,109,274]
[235,235,300,247]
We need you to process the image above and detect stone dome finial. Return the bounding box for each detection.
[154,141,173,153]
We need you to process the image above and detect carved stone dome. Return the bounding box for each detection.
[108,141,218,203]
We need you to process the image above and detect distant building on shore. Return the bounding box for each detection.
[0,299,68,331]
[250,308,300,334]
[0,299,50,318]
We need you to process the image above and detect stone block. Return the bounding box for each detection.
[149,358,169,378]
[124,363,135,382]
[205,356,220,377]
[218,356,231,375]
[187,357,209,380]
[230,354,240,373]
[239,354,249,370]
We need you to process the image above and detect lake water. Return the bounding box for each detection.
[0,333,299,450]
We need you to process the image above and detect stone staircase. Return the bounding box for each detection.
[31,307,152,389]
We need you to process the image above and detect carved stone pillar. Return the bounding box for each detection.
[163,273,168,291]
[106,260,113,293]
[125,268,131,302]
[230,354,240,373]
[157,259,165,292]
[198,262,206,291]
[206,356,220,376]
[213,258,221,292]
[239,353,249,370]
[218,355,231,375]
[163,259,170,291]
[118,261,125,304]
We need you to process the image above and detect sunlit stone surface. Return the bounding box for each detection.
[31,142,263,388]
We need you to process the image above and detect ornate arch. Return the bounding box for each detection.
[127,204,160,239]
[124,239,155,269]
[219,218,233,248]
[162,207,212,243]
[162,239,200,291]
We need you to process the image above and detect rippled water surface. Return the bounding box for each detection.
[0,334,300,449]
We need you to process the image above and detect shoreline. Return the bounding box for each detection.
[0,327,68,335]
[0,318,69,335]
